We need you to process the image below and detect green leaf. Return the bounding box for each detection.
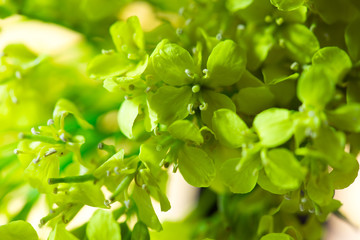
[260,233,294,240]
[312,47,352,84]
[53,99,93,129]
[131,222,150,240]
[306,173,333,206]
[297,66,334,109]
[49,223,78,240]
[346,17,360,62]
[327,104,360,132]
[270,0,304,11]
[329,153,359,189]
[206,40,247,87]
[148,86,192,125]
[0,220,38,240]
[118,98,140,139]
[279,24,319,64]
[261,148,307,190]
[150,40,197,86]
[178,145,216,187]
[253,108,294,147]
[219,155,261,193]
[110,16,144,54]
[168,120,203,144]
[212,109,254,148]
[87,53,133,79]
[226,0,253,12]
[132,186,162,231]
[234,86,276,115]
[200,90,236,128]
[86,210,121,240]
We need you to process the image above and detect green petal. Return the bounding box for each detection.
[243,24,275,71]
[59,182,106,208]
[279,24,319,64]
[2,44,40,69]
[261,148,307,190]
[94,150,125,178]
[139,140,167,171]
[118,98,141,139]
[262,64,299,85]
[87,53,133,79]
[346,17,360,63]
[150,40,197,86]
[132,186,162,231]
[110,16,144,54]
[226,0,253,12]
[178,145,216,187]
[314,0,359,24]
[297,66,335,109]
[273,6,308,23]
[313,126,345,168]
[148,86,192,125]
[260,233,294,240]
[86,210,121,240]
[206,40,246,87]
[24,155,59,193]
[347,79,360,103]
[212,109,254,148]
[219,155,261,193]
[53,99,93,129]
[200,90,236,128]
[168,120,203,144]
[327,103,360,132]
[253,108,294,148]
[49,223,78,240]
[257,215,274,236]
[307,173,334,206]
[257,170,288,195]
[233,86,276,116]
[131,222,150,240]
[270,0,304,11]
[329,153,359,189]
[312,47,352,84]
[0,221,38,240]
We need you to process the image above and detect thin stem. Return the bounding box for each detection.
[48,174,95,184]
[110,174,134,202]
[19,133,64,145]
[98,142,116,155]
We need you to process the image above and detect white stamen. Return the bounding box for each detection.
[59,133,66,142]
[47,119,54,126]
[45,149,57,157]
[31,127,40,135]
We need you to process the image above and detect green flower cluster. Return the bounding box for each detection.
[1,0,360,239]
